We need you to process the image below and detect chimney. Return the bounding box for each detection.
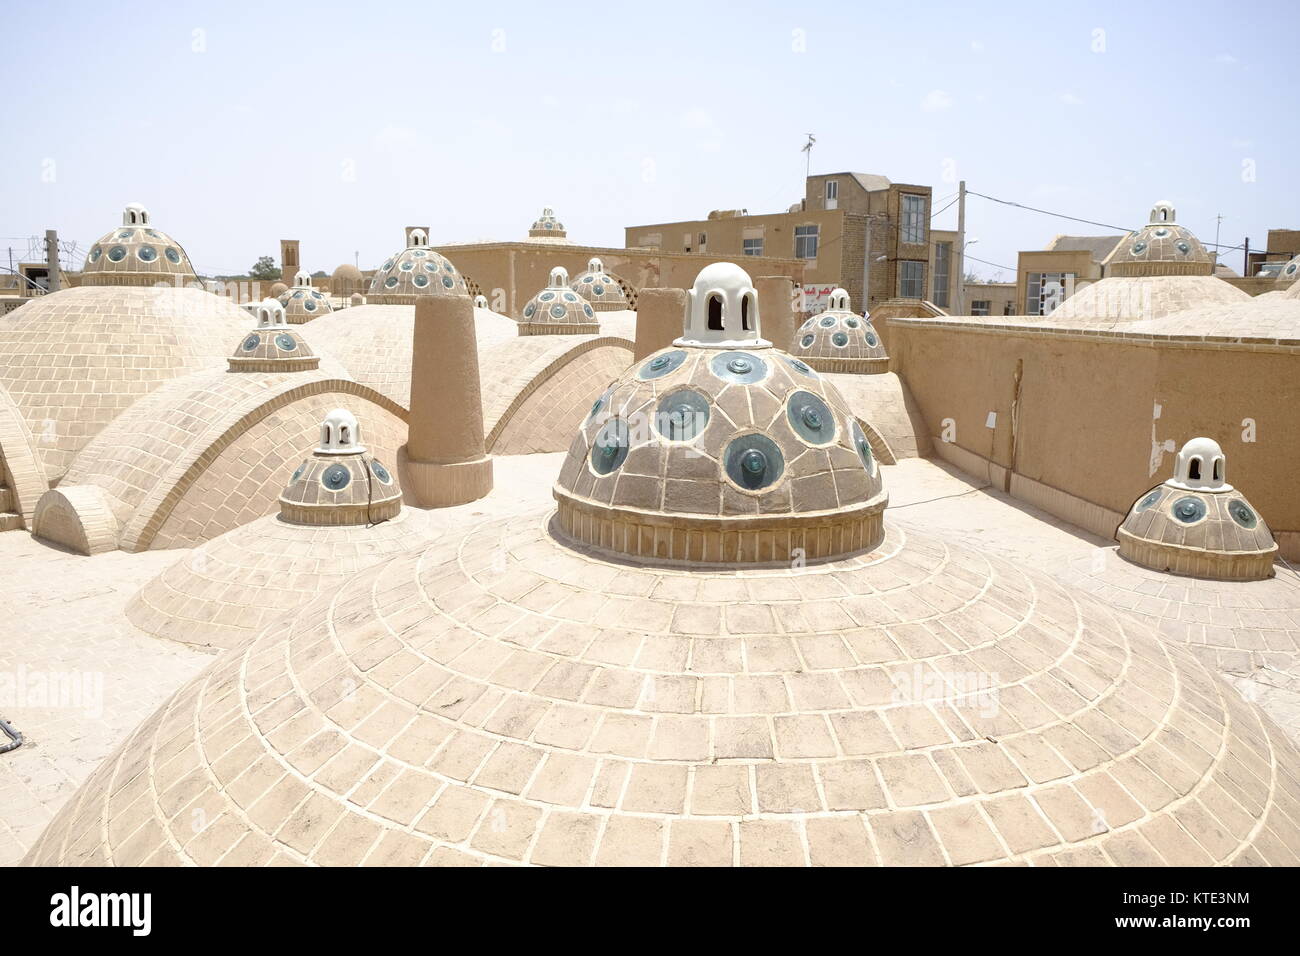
[756,276,798,352]
[632,288,687,361]
[400,294,494,506]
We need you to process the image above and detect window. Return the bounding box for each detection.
[1003,301,1015,315]
[899,261,925,298]
[741,293,754,330]
[743,237,764,256]
[932,241,951,308]
[699,232,707,249]
[901,194,927,245]
[794,225,819,260]
[1026,272,1076,315]
[971,300,991,316]
[825,180,838,209]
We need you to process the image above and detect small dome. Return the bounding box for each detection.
[1117,438,1276,581]
[528,206,567,238]
[332,262,364,296]
[228,300,319,372]
[270,281,289,296]
[553,262,887,565]
[570,256,632,312]
[474,293,489,309]
[82,203,197,287]
[518,266,598,334]
[277,272,335,324]
[792,289,888,373]
[676,261,765,348]
[367,229,469,303]
[1108,199,1214,277]
[1277,254,1300,283]
[278,409,402,525]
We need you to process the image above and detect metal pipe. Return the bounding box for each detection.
[0,716,23,754]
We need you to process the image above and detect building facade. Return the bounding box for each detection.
[625,173,958,314]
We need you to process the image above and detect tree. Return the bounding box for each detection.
[311,270,327,278]
[249,256,281,280]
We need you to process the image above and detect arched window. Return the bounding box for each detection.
[1213,458,1223,482]
[1188,456,1201,481]
[707,293,724,331]
[741,293,753,331]
[128,211,136,224]
[323,423,333,446]
[340,425,350,445]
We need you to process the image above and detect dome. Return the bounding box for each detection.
[528,206,567,239]
[519,267,599,334]
[792,289,888,373]
[1277,254,1300,284]
[1117,438,1277,581]
[31,505,1300,866]
[553,263,886,565]
[125,409,427,649]
[228,299,319,372]
[0,285,249,481]
[333,263,364,297]
[1106,200,1214,278]
[81,203,198,287]
[277,271,334,324]
[570,257,632,312]
[278,408,402,524]
[367,228,469,304]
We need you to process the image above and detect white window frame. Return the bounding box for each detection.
[742,237,764,256]
[825,180,838,210]
[794,224,819,260]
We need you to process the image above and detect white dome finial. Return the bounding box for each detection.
[1169,437,1229,491]
[123,202,150,227]
[1149,200,1177,224]
[256,297,288,328]
[294,269,311,288]
[317,408,365,454]
[677,262,768,348]
[549,266,569,288]
[828,287,850,311]
[588,256,604,272]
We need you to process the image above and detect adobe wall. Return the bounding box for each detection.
[888,320,1300,557]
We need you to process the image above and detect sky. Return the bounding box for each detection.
[2,0,1295,281]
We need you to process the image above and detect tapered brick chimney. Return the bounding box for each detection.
[400,295,493,507]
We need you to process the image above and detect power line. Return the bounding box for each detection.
[967,190,1134,234]
[965,253,1017,272]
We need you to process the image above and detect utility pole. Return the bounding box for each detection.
[801,134,816,210]
[45,229,61,292]
[1243,237,1249,276]
[956,180,967,314]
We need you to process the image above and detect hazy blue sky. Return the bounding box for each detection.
[2,0,1294,280]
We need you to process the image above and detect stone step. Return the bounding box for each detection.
[0,512,21,532]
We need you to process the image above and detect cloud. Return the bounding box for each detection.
[1215,53,1237,64]
[921,89,953,112]
[970,40,985,53]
